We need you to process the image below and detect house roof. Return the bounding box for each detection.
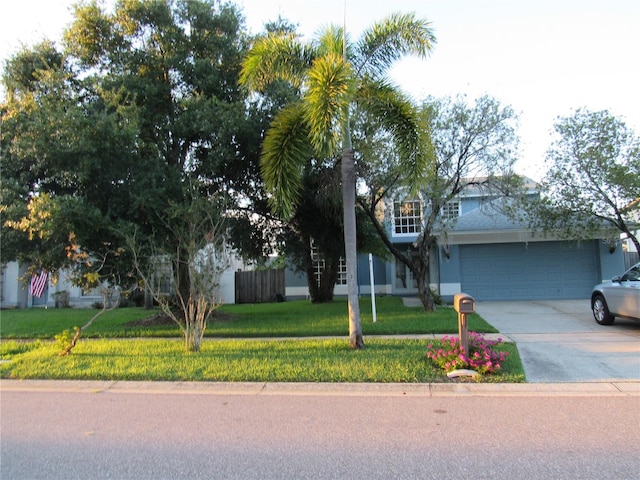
[457,176,539,198]
[451,206,522,232]
[440,202,619,246]
[437,205,539,245]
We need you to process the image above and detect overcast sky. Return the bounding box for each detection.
[1,0,638,180]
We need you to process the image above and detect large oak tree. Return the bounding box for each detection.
[1,0,250,351]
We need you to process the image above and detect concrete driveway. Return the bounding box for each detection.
[475,300,640,383]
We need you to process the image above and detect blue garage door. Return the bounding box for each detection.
[459,241,599,301]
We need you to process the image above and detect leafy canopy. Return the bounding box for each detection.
[527,108,640,252]
[1,0,249,290]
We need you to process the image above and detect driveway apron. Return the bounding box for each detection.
[474,300,640,383]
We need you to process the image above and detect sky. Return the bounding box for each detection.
[1,0,638,180]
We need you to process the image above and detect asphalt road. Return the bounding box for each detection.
[2,382,639,479]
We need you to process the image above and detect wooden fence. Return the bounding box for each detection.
[624,251,639,270]
[234,269,285,304]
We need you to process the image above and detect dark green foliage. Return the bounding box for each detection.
[1,1,250,292]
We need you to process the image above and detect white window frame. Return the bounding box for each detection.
[393,198,422,236]
[441,200,460,221]
[311,240,347,286]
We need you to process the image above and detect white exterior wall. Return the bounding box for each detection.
[218,253,251,304]
[0,262,103,309]
[1,254,250,309]
[1,262,28,308]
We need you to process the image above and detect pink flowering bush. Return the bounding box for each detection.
[426,332,509,375]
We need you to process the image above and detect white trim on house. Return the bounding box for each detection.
[285,284,354,299]
[358,284,393,295]
[440,229,553,245]
[391,197,423,237]
[439,283,462,296]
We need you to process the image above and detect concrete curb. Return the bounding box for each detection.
[2,379,639,397]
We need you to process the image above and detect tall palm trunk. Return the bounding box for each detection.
[342,146,364,349]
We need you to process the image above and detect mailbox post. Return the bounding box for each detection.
[453,293,475,356]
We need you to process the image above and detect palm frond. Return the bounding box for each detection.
[357,78,433,191]
[239,33,315,91]
[314,24,347,57]
[260,103,312,218]
[303,51,354,156]
[355,12,436,77]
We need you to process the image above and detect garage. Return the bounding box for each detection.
[459,241,600,301]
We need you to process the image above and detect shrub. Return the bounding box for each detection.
[54,328,77,352]
[53,291,70,308]
[426,332,509,375]
[430,288,443,306]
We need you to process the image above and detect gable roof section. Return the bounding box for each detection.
[437,206,539,245]
[439,204,617,246]
[453,206,520,231]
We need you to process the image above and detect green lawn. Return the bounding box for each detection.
[0,296,524,383]
[0,297,496,339]
[0,338,524,383]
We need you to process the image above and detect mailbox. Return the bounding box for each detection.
[453,293,475,358]
[453,293,475,314]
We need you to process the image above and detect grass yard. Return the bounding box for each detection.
[0,296,524,383]
[0,296,497,339]
[0,307,162,339]
[0,338,525,383]
[212,297,497,337]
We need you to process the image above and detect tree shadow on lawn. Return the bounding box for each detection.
[124,310,238,327]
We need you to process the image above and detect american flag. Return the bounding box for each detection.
[29,271,49,298]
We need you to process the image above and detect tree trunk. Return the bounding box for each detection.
[415,233,437,311]
[183,295,210,353]
[317,256,339,303]
[416,268,435,311]
[184,327,202,353]
[626,231,640,257]
[304,248,322,301]
[360,197,437,312]
[342,147,364,349]
[174,256,191,311]
[304,247,339,303]
[144,286,154,309]
[58,288,120,356]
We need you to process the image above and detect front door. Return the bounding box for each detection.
[31,284,49,306]
[394,254,418,292]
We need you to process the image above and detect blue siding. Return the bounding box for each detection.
[597,241,626,280]
[439,245,461,284]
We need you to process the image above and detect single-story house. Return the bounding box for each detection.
[0,254,246,309]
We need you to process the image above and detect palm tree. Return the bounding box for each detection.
[240,13,436,349]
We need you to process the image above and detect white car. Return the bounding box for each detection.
[591,262,640,325]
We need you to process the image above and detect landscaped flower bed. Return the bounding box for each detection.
[426,332,509,375]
